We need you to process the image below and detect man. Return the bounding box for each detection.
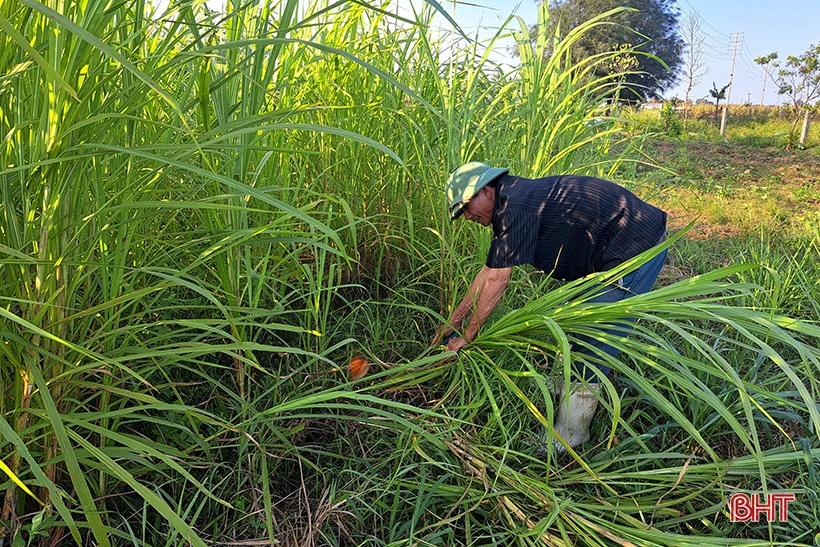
[430,162,668,453]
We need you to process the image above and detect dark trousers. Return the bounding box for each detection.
[571,243,669,382]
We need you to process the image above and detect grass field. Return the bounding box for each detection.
[1,1,820,546]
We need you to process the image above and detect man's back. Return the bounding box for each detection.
[487,174,667,280]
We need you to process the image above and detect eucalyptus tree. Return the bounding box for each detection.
[535,0,684,101]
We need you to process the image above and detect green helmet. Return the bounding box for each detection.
[445,162,509,220]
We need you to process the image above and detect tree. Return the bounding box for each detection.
[774,43,820,146]
[775,43,820,108]
[536,0,684,101]
[679,10,708,117]
[754,52,778,106]
[708,81,729,122]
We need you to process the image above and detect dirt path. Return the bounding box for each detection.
[643,140,820,239]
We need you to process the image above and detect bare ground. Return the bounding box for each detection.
[642,140,820,240]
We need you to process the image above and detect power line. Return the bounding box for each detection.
[679,0,730,40]
[736,52,761,78]
[739,42,763,71]
[700,30,731,50]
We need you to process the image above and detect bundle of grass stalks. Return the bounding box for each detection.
[1,0,818,545]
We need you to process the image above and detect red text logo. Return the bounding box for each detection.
[729,493,795,522]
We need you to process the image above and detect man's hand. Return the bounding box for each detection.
[430,327,453,348]
[432,265,511,354]
[434,333,466,362]
[446,336,468,353]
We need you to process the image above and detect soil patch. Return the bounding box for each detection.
[642,140,820,239]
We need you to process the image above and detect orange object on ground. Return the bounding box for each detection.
[348,355,370,380]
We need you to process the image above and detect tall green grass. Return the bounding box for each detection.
[1,0,819,545]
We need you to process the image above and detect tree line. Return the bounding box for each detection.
[536,0,819,110]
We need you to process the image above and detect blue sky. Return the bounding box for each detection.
[417,0,819,105]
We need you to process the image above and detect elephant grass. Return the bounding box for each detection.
[2,0,819,545]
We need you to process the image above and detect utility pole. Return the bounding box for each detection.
[754,52,778,106]
[726,33,743,105]
[722,32,743,138]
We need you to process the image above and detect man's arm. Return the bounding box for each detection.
[433,265,512,352]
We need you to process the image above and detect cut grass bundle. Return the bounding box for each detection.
[438,235,820,542]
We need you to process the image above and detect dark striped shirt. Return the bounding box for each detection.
[486,174,667,280]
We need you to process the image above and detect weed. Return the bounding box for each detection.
[661,100,685,137]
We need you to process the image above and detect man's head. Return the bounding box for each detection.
[445,162,509,224]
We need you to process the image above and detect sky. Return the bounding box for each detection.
[406,0,819,105]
